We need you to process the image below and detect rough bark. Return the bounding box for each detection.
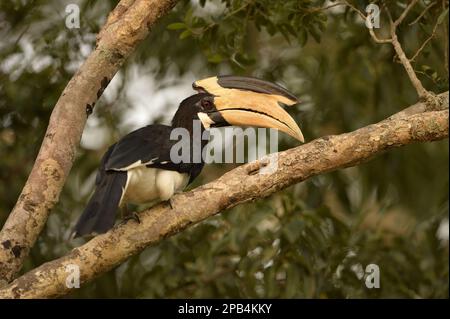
[0,102,447,298]
[390,92,449,119]
[0,0,178,285]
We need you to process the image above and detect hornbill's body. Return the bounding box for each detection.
[73,76,304,237]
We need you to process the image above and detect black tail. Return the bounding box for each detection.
[73,171,127,238]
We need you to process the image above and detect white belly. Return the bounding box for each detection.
[120,167,189,206]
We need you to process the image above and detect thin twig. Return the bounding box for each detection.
[414,69,440,85]
[307,2,347,14]
[342,0,366,19]
[200,1,251,34]
[369,28,392,43]
[384,1,432,99]
[342,1,431,98]
[409,1,437,25]
[394,0,420,27]
[410,17,441,62]
[390,30,430,99]
[343,0,392,43]
[384,1,395,23]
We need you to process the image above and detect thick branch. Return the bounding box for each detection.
[390,91,449,119]
[0,98,448,298]
[0,0,178,284]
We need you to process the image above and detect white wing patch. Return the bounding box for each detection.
[112,157,159,171]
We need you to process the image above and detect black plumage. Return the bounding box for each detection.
[73,94,209,237]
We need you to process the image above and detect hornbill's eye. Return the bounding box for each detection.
[201,99,213,111]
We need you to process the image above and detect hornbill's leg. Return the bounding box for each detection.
[120,204,141,224]
[120,204,129,220]
[167,198,174,209]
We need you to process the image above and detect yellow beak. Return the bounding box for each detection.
[193,76,304,142]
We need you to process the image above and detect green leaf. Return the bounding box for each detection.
[185,7,193,23]
[284,23,297,37]
[279,25,292,44]
[309,25,322,43]
[179,29,192,40]
[266,21,277,36]
[167,22,186,30]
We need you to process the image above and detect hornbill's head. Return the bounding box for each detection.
[172,75,304,142]
[189,75,304,142]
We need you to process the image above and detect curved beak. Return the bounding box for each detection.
[193,76,304,143]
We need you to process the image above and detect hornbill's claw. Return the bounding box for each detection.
[121,211,141,224]
[167,198,174,209]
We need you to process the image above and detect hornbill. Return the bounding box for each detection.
[73,75,304,237]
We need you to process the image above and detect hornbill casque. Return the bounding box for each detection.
[73,75,304,237]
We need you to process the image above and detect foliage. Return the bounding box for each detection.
[0,0,448,298]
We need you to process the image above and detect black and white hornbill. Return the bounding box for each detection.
[73,75,304,237]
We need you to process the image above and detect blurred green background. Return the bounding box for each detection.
[0,0,448,298]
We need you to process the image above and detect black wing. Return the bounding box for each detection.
[105,124,173,171]
[74,124,206,237]
[103,124,204,183]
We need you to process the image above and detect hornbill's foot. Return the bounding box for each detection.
[121,211,141,224]
[166,198,174,209]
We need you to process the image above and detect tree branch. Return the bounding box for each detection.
[342,0,392,43]
[409,1,436,26]
[0,0,178,285]
[393,0,419,28]
[389,91,449,119]
[0,94,447,299]
[384,1,442,102]
[409,17,441,62]
[343,1,440,102]
[390,29,430,99]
